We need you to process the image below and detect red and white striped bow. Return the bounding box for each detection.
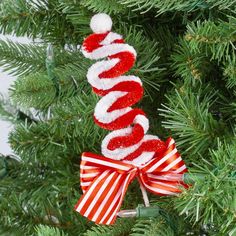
[74,138,188,225]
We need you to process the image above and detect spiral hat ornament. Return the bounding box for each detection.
[74,13,188,225]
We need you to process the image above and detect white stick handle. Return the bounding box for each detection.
[138,178,150,207]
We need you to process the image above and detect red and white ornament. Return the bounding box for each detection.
[82,13,168,167]
[75,13,188,225]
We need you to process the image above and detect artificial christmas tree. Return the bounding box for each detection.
[0,1,235,235]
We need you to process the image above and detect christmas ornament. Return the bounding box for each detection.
[75,13,188,225]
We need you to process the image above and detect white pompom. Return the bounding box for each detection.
[90,13,112,33]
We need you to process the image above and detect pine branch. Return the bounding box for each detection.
[10,72,57,110]
[119,0,204,14]
[171,38,211,81]
[118,0,236,14]
[130,218,174,236]
[0,172,85,235]
[206,0,236,10]
[185,17,236,61]
[35,225,68,236]
[0,39,86,77]
[223,55,236,88]
[159,85,226,157]
[9,93,105,160]
[0,39,46,76]
[0,154,84,235]
[219,99,236,134]
[10,60,90,110]
[57,1,91,38]
[0,0,49,37]
[83,218,134,236]
[0,0,79,45]
[80,0,126,14]
[173,141,236,234]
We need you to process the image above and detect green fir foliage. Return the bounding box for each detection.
[79,0,125,14]
[119,0,236,15]
[173,141,236,234]
[159,85,226,157]
[83,219,134,236]
[185,17,236,61]
[130,218,174,236]
[36,225,68,236]
[223,55,236,88]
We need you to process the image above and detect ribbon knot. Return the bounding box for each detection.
[74,138,187,225]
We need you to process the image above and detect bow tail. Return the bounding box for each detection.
[74,153,136,225]
[140,174,183,196]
